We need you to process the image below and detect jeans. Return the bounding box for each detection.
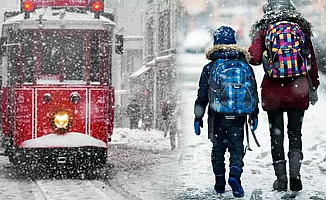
[211,114,245,177]
[267,109,304,162]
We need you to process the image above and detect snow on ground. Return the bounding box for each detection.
[240,68,326,199]
[112,53,326,199]
[176,53,326,199]
[111,128,172,151]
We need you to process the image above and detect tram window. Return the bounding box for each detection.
[90,32,99,82]
[23,31,33,83]
[39,32,84,81]
[0,37,7,57]
[63,34,83,80]
[8,29,21,84]
[40,34,60,76]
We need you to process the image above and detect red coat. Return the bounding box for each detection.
[249,30,320,111]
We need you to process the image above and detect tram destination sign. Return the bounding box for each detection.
[23,0,89,8]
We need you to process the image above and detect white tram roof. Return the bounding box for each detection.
[3,8,115,30]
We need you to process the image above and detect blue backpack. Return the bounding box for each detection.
[208,59,258,115]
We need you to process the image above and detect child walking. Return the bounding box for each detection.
[194,26,259,197]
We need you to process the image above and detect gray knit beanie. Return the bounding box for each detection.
[263,0,296,13]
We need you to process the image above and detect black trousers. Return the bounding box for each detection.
[267,109,304,162]
[211,115,245,177]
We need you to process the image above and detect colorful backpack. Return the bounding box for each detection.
[208,59,258,115]
[263,21,308,78]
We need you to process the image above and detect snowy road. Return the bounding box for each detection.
[107,53,326,200]
[0,141,171,200]
[0,153,134,200]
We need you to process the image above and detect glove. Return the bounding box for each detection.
[310,88,318,105]
[249,115,258,131]
[194,118,203,135]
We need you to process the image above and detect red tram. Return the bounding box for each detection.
[0,0,121,173]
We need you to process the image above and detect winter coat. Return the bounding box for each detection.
[127,102,141,120]
[248,10,320,111]
[162,100,182,130]
[162,100,179,121]
[194,45,259,140]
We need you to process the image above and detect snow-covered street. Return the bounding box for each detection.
[0,132,174,200]
[105,53,326,200]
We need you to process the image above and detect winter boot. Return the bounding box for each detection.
[272,160,288,191]
[214,174,226,194]
[288,149,303,191]
[228,166,244,197]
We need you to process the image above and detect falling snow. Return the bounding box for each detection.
[0,0,326,199]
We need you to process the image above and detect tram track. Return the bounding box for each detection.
[32,180,51,200]
[1,155,141,200]
[95,177,143,200]
[0,142,175,200]
[30,178,132,200]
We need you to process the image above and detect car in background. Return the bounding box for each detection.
[182,29,212,53]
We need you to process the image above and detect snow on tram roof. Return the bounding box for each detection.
[4,8,115,29]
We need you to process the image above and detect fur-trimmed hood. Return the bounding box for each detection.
[249,9,313,40]
[205,44,251,62]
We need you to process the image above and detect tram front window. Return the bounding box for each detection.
[63,34,84,80]
[39,32,84,82]
[41,35,60,76]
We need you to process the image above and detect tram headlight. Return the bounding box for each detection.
[50,111,72,132]
[54,112,69,128]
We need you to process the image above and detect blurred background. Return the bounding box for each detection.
[179,0,326,73]
[177,0,326,96]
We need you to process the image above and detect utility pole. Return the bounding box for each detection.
[152,0,158,129]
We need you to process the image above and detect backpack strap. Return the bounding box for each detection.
[248,115,261,147]
[265,23,275,58]
[244,115,252,156]
[244,115,261,156]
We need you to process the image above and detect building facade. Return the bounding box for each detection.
[107,0,181,129]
